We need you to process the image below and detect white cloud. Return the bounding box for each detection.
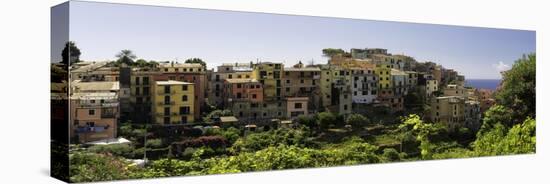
[493,61,511,72]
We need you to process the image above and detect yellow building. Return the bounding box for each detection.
[375,64,392,89]
[130,69,158,123]
[320,65,352,115]
[252,62,284,101]
[152,80,195,124]
[429,96,466,130]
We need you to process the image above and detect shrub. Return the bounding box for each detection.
[317,112,336,129]
[382,148,400,162]
[296,115,317,129]
[88,144,135,158]
[345,113,370,129]
[145,138,163,149]
[70,152,132,182]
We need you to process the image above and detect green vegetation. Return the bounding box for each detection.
[322,48,347,58]
[495,53,536,122]
[185,58,207,67]
[61,41,81,65]
[116,49,137,65]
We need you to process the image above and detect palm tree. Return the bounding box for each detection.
[116,49,137,65]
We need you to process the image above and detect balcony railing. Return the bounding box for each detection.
[75,125,110,133]
[79,102,119,108]
[101,113,117,118]
[155,113,182,117]
[157,91,176,95]
[157,101,175,105]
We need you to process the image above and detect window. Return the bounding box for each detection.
[143,77,149,85]
[237,93,242,98]
[164,107,170,115]
[164,86,170,93]
[164,117,170,124]
[228,74,233,79]
[295,103,303,109]
[182,85,188,91]
[143,87,150,95]
[90,100,96,104]
[179,106,190,115]
[344,105,348,110]
[252,94,257,99]
[135,77,140,85]
[237,84,242,88]
[286,80,290,84]
[164,96,171,104]
[88,109,95,115]
[182,95,188,101]
[135,87,141,95]
[300,79,304,84]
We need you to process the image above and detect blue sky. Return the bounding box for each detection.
[53,1,535,79]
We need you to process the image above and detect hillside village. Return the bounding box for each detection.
[60,47,497,143]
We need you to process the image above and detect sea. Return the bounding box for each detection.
[465,79,501,90]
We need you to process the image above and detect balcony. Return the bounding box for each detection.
[101,112,117,118]
[79,102,119,108]
[155,112,181,117]
[157,91,176,95]
[157,101,175,105]
[75,125,110,133]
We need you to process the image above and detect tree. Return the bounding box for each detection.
[345,113,370,129]
[185,58,207,68]
[322,48,346,58]
[477,105,513,136]
[404,92,422,109]
[116,49,137,65]
[317,112,336,129]
[473,118,535,156]
[296,115,317,129]
[495,53,536,122]
[399,114,441,159]
[61,41,81,65]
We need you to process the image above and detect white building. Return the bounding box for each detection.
[351,68,378,104]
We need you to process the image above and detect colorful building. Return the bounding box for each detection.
[252,62,284,101]
[156,62,206,119]
[320,65,352,115]
[283,65,321,111]
[152,80,195,125]
[286,97,309,118]
[429,96,466,130]
[70,81,120,143]
[130,68,157,123]
[223,78,265,122]
[209,63,253,107]
[351,67,378,104]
